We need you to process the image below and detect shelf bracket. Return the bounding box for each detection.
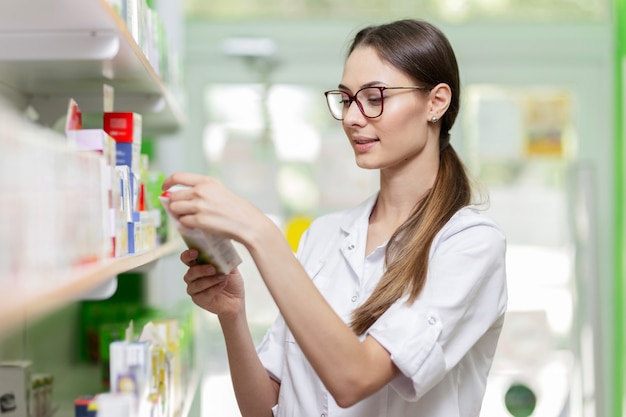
[75,276,119,301]
[0,31,120,61]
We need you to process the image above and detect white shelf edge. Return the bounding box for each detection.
[93,0,187,132]
[0,0,185,134]
[0,238,184,338]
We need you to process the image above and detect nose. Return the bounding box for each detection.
[343,99,367,125]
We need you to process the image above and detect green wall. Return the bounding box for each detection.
[616,0,626,414]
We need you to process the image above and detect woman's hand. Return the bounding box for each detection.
[162,172,268,247]
[181,248,245,319]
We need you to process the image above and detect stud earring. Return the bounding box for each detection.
[431,116,439,123]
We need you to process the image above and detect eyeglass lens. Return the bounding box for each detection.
[326,87,384,120]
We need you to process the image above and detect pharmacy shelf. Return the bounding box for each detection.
[0,239,184,339]
[51,370,199,417]
[0,0,185,135]
[53,369,199,417]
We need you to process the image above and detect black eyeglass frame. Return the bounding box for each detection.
[323,86,431,121]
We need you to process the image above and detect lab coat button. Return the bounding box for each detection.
[427,315,437,325]
[347,244,355,250]
[351,295,358,302]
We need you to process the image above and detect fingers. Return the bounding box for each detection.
[186,275,225,297]
[184,263,218,283]
[162,173,213,219]
[181,249,218,278]
[180,249,199,266]
[181,249,221,283]
[162,172,213,191]
[183,262,226,295]
[169,199,199,219]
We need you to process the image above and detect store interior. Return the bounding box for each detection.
[0,0,624,417]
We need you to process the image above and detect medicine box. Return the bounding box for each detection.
[103,112,143,179]
[128,211,141,254]
[31,373,53,417]
[67,129,117,258]
[159,187,242,274]
[96,392,137,417]
[109,340,150,397]
[0,361,32,417]
[74,394,97,417]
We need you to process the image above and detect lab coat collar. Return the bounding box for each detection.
[339,193,379,278]
[339,192,379,236]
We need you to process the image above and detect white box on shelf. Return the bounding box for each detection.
[110,340,150,396]
[0,361,32,417]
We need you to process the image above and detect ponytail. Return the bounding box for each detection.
[350,145,471,335]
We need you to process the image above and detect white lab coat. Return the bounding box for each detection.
[257,194,508,417]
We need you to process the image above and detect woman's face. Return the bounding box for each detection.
[339,46,437,172]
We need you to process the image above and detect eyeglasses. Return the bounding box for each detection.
[324,86,430,121]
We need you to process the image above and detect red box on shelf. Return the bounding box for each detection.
[103,112,142,176]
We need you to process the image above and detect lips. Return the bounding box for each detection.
[352,136,379,152]
[353,135,379,144]
[354,138,377,144]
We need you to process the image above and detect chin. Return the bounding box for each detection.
[354,157,380,170]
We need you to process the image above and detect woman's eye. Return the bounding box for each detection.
[367,96,383,105]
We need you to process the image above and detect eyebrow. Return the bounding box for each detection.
[337,81,387,91]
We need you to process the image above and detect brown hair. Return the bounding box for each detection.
[348,19,473,335]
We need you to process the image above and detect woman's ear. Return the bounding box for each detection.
[428,83,452,122]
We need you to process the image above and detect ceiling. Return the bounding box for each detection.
[183,0,610,22]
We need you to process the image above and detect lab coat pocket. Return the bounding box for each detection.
[284,329,301,354]
[304,260,334,297]
[304,259,325,282]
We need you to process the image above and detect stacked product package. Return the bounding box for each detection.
[74,313,195,417]
[0,358,55,417]
[65,101,162,258]
[106,0,181,96]
[0,98,166,295]
[0,102,108,287]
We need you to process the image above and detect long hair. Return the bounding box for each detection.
[348,20,473,335]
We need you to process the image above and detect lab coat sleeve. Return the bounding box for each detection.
[366,211,507,401]
[257,313,288,383]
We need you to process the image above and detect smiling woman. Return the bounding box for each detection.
[181,5,620,417]
[164,18,508,417]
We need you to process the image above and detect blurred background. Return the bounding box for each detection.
[150,0,623,416]
[1,0,625,416]
[142,1,619,416]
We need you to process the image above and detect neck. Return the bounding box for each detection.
[371,169,436,230]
